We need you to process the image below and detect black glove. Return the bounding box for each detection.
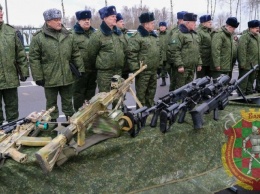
[20,76,28,82]
[35,80,45,87]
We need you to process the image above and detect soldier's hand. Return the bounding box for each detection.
[20,76,28,82]
[178,67,184,73]
[215,66,221,71]
[35,80,45,87]
[197,66,202,72]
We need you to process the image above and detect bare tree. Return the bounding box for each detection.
[213,12,230,29]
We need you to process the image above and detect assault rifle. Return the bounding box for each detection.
[190,64,259,129]
[159,76,210,133]
[0,107,55,165]
[35,63,147,173]
[148,78,206,128]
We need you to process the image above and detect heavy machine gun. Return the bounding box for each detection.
[35,63,147,173]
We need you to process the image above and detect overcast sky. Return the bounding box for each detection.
[2,0,248,29]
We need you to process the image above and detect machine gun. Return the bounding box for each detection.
[0,107,55,165]
[35,63,147,173]
[148,78,205,128]
[190,64,259,130]
[159,76,210,133]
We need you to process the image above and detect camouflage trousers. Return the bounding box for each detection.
[73,71,97,111]
[44,84,74,120]
[135,73,157,108]
[197,66,211,78]
[175,69,194,89]
[0,88,18,124]
[160,61,168,78]
[97,69,122,92]
[239,69,256,94]
[167,64,178,91]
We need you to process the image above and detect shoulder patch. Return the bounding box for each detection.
[170,39,178,44]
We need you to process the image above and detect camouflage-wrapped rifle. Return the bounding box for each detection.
[0,107,55,165]
[35,63,147,173]
[190,64,259,129]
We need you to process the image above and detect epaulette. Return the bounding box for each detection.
[6,24,14,29]
[131,32,138,37]
[32,29,42,36]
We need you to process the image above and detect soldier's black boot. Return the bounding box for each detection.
[160,77,166,86]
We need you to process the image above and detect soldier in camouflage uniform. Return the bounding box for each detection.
[116,13,129,80]
[88,6,126,93]
[127,12,160,108]
[158,22,169,87]
[29,8,84,121]
[0,4,29,125]
[238,20,260,94]
[211,17,239,78]
[72,10,97,111]
[167,12,202,89]
[196,15,213,78]
[167,11,187,91]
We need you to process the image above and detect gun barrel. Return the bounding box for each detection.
[236,64,258,85]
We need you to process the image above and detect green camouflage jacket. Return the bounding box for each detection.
[0,23,29,89]
[197,24,213,67]
[237,31,260,70]
[72,23,96,72]
[211,26,236,71]
[88,21,126,71]
[127,25,160,73]
[29,23,84,87]
[168,24,202,69]
[159,29,169,64]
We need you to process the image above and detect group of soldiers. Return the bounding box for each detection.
[0,3,259,126]
[159,11,260,96]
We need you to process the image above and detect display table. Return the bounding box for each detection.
[1,103,252,193]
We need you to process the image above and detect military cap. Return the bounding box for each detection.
[183,13,197,21]
[248,20,260,28]
[43,8,62,21]
[199,15,212,23]
[116,13,123,22]
[75,10,92,20]
[226,17,239,28]
[177,11,187,19]
[99,5,117,20]
[139,12,155,23]
[159,22,167,27]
